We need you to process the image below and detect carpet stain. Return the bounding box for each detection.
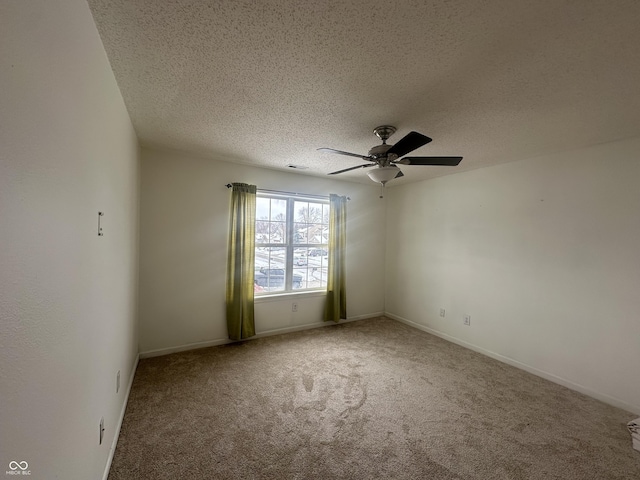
[339,374,367,416]
[302,374,314,392]
[281,399,294,413]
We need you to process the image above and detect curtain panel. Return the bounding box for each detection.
[226,183,257,340]
[324,194,347,322]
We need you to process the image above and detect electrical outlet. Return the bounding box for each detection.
[116,370,121,393]
[464,315,471,326]
[99,417,105,445]
[292,302,298,312]
[439,308,446,318]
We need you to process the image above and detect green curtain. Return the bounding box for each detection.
[226,183,257,340]
[324,194,347,322]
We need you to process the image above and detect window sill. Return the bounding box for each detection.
[254,290,326,304]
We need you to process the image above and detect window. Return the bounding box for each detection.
[255,193,329,294]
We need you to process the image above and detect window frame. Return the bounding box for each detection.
[254,191,329,295]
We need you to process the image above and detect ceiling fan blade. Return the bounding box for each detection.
[395,156,463,166]
[395,170,404,179]
[317,148,368,159]
[386,131,432,158]
[328,163,376,175]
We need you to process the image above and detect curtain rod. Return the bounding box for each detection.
[225,184,349,201]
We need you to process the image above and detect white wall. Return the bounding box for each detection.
[0,1,139,479]
[385,137,640,414]
[138,147,385,355]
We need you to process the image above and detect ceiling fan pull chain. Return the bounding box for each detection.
[379,183,384,199]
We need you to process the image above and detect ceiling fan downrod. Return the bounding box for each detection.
[372,125,396,144]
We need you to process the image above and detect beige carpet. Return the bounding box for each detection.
[108,317,640,479]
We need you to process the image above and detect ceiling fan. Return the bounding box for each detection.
[318,125,462,186]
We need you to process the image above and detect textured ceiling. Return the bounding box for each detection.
[87,0,640,185]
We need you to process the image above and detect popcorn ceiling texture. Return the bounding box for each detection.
[88,0,640,184]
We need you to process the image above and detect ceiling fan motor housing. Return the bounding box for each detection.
[370,126,399,163]
[368,143,393,161]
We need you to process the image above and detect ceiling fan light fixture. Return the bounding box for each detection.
[367,166,400,184]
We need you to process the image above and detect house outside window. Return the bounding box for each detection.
[255,193,329,294]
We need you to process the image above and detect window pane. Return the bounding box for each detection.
[270,199,286,221]
[308,203,324,223]
[321,225,329,244]
[311,226,324,244]
[292,227,304,244]
[293,222,308,243]
[293,246,328,290]
[293,202,326,244]
[255,220,270,243]
[269,221,285,243]
[256,197,270,220]
[255,246,286,293]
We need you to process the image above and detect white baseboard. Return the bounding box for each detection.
[347,311,384,321]
[102,353,139,480]
[386,312,640,416]
[139,312,384,359]
[254,311,382,338]
[140,338,231,359]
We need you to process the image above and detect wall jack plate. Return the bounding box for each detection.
[99,417,105,445]
[98,211,104,236]
[463,315,471,326]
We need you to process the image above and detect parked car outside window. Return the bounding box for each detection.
[254,268,302,289]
